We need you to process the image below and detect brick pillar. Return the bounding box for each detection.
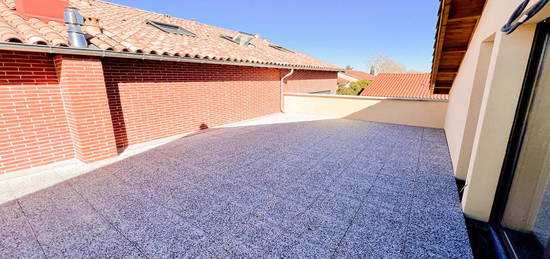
[54,55,118,162]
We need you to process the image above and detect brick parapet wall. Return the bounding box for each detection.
[0,51,73,173]
[102,58,282,148]
[0,50,338,174]
[53,55,118,163]
[284,70,338,94]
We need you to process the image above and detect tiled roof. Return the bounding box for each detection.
[345,70,375,81]
[360,73,448,100]
[337,77,350,83]
[0,0,340,70]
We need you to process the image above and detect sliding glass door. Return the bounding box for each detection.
[492,22,550,259]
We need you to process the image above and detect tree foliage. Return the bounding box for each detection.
[368,52,408,74]
[337,79,371,96]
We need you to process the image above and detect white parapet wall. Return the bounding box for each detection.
[284,93,448,129]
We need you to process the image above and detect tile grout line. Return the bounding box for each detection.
[14,198,49,259]
[64,180,151,259]
[103,164,219,246]
[397,128,426,257]
[103,153,253,252]
[329,136,400,258]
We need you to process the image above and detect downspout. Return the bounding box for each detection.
[280,69,294,113]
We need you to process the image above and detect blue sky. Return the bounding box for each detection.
[108,0,439,72]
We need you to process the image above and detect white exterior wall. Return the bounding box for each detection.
[444,0,549,221]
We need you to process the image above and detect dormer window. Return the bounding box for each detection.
[221,32,256,47]
[146,20,195,37]
[269,44,295,53]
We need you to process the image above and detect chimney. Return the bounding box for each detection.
[15,0,69,23]
[64,7,88,48]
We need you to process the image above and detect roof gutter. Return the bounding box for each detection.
[0,42,344,72]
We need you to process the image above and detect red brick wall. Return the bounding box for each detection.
[0,51,73,173]
[54,55,118,162]
[1,50,337,174]
[284,70,338,94]
[102,58,281,148]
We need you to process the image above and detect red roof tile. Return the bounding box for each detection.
[0,0,340,70]
[360,73,448,100]
[345,70,375,81]
[337,77,350,83]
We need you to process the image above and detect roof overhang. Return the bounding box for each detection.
[430,0,487,94]
[0,42,344,72]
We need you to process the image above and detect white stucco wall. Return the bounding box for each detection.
[284,93,448,129]
[444,0,548,221]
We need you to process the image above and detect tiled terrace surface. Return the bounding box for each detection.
[0,114,472,258]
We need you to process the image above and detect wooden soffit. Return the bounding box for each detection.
[430,0,487,94]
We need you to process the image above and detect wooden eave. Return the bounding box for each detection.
[430,0,487,94]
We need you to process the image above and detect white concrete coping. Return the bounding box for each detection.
[284,92,449,103]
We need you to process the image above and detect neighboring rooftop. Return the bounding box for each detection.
[0,0,340,70]
[337,77,350,84]
[344,70,376,81]
[361,73,448,100]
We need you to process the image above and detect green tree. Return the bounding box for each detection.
[337,79,371,96]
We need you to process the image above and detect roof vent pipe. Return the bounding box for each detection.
[64,7,88,48]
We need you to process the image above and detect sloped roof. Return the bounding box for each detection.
[337,77,350,84]
[360,73,448,100]
[345,70,375,81]
[0,0,341,70]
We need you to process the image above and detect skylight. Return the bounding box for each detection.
[146,20,196,37]
[269,44,295,53]
[220,32,256,47]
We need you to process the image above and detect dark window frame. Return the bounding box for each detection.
[489,20,550,259]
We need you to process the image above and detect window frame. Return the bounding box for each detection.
[269,44,295,53]
[220,32,255,47]
[489,20,550,259]
[146,20,196,37]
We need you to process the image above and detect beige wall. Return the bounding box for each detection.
[444,0,548,221]
[284,93,448,128]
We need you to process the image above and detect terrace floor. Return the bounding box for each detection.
[0,114,472,258]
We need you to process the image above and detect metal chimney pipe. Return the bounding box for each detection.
[64,7,88,48]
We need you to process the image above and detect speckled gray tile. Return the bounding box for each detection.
[404,204,472,259]
[287,240,335,258]
[0,201,45,259]
[254,196,306,226]
[328,175,374,200]
[271,181,322,207]
[288,209,349,250]
[233,220,300,256]
[1,115,471,258]
[16,183,143,258]
[192,201,257,238]
[311,191,362,222]
[340,160,383,180]
[335,221,408,259]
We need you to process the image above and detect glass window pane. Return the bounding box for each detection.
[501,34,550,258]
